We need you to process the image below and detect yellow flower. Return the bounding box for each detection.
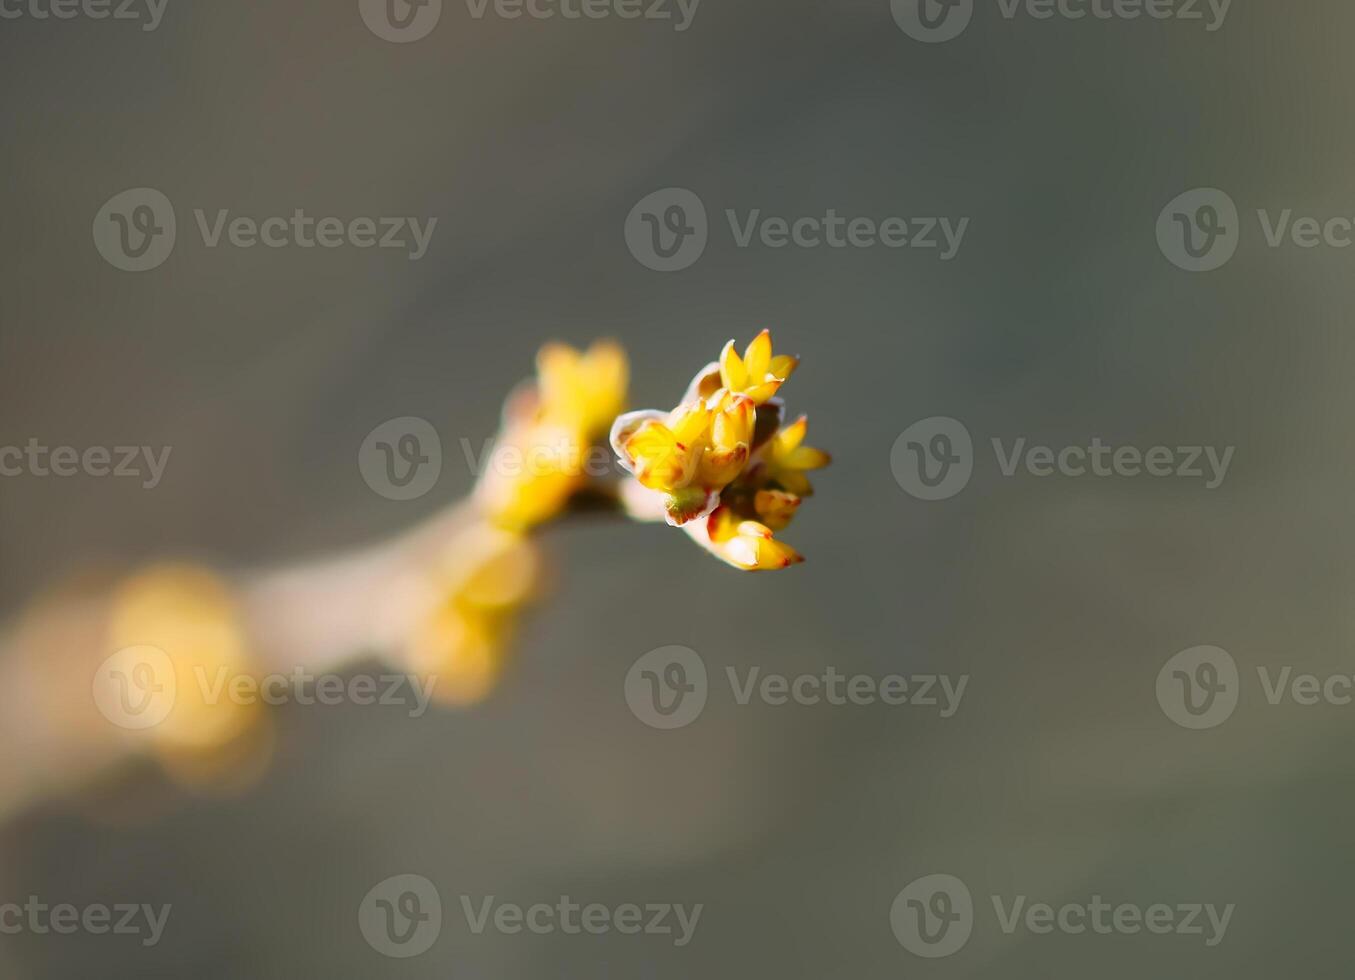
[623,401,711,493]
[686,505,804,571]
[478,340,629,530]
[407,604,510,707]
[477,420,590,531]
[402,523,542,706]
[753,415,831,498]
[535,340,628,437]
[616,392,755,525]
[718,329,798,405]
[704,391,758,486]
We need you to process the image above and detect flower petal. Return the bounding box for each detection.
[535,343,583,416]
[757,537,804,569]
[625,421,684,489]
[719,339,748,392]
[669,402,712,447]
[579,339,629,430]
[610,410,666,469]
[743,380,783,405]
[699,443,748,489]
[711,394,755,450]
[743,329,773,380]
[768,354,799,381]
[786,446,831,471]
[754,488,801,530]
[680,361,723,405]
[775,416,808,453]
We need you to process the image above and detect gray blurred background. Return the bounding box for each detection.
[3,0,1355,976]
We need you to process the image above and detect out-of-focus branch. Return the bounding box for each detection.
[0,494,506,822]
[0,478,631,825]
[240,499,484,674]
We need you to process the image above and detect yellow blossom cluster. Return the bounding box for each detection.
[610,330,830,570]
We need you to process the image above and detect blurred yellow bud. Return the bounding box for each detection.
[406,603,507,707]
[400,522,543,706]
[103,563,266,779]
[536,339,628,437]
[479,340,629,530]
